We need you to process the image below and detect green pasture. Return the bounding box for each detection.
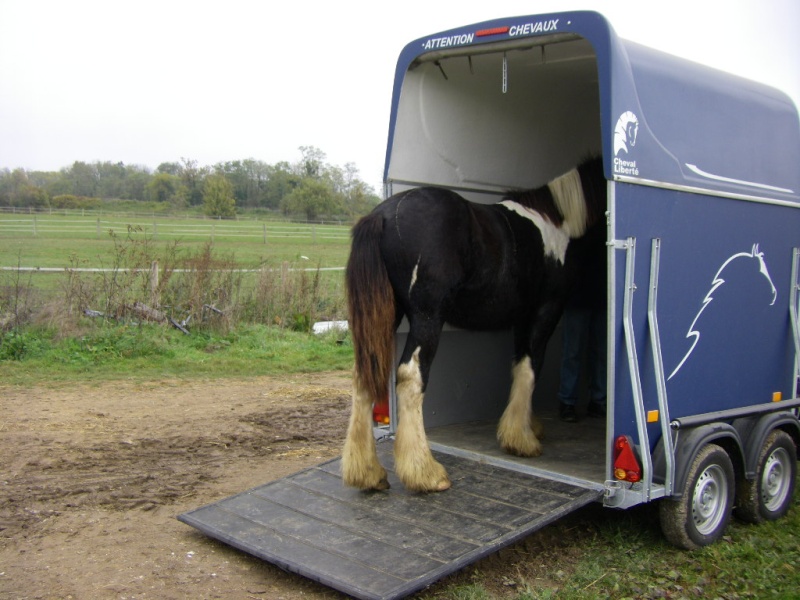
[0,212,352,324]
[0,212,352,269]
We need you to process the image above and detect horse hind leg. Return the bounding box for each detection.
[342,374,389,490]
[497,356,543,457]
[394,347,451,492]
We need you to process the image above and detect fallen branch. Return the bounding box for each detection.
[129,301,166,323]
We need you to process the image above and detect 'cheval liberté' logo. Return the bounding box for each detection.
[613,111,640,176]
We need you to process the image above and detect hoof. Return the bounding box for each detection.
[501,441,543,458]
[498,429,543,458]
[341,453,390,491]
[407,474,451,493]
[397,459,451,493]
[343,469,391,491]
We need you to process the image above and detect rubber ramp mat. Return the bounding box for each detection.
[178,442,602,600]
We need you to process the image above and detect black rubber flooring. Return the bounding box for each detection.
[179,441,602,599]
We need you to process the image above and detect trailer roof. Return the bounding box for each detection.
[385,11,800,204]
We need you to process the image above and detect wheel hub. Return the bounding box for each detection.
[761,448,791,512]
[692,465,727,534]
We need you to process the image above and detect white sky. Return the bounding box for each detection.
[1,0,798,193]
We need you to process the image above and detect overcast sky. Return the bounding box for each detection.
[1,0,798,193]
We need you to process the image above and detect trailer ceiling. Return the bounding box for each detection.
[385,11,800,204]
[389,37,602,196]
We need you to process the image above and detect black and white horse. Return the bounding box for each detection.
[342,158,606,492]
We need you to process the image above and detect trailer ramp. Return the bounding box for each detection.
[178,441,602,600]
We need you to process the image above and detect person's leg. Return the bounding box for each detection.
[586,307,607,418]
[558,308,588,422]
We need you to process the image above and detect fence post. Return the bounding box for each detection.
[150,261,160,307]
[33,215,37,237]
[263,223,267,244]
[153,220,158,240]
[312,225,316,244]
[97,218,100,238]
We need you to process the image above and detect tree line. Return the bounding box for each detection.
[0,146,381,220]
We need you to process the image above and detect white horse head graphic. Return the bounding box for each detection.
[669,244,777,380]
[614,111,639,155]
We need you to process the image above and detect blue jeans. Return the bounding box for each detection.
[558,307,606,407]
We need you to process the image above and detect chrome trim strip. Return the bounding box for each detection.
[613,175,799,209]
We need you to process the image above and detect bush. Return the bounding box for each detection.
[0,330,47,360]
[0,233,347,340]
[51,195,102,210]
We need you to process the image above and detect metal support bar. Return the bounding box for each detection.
[790,248,800,396]
[621,237,654,501]
[647,239,674,496]
[671,397,800,430]
[502,52,508,93]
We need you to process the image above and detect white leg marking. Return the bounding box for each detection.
[497,357,543,457]
[394,347,451,492]
[342,374,389,490]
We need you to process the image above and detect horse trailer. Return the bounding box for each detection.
[180,11,800,599]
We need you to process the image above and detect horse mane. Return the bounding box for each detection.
[503,186,564,227]
[503,156,605,237]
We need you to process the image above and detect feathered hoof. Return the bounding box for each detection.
[343,468,390,491]
[498,429,543,458]
[397,459,451,493]
[341,456,390,491]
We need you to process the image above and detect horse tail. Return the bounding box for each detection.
[346,212,396,401]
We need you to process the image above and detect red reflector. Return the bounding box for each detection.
[476,26,510,37]
[372,392,390,425]
[613,435,642,482]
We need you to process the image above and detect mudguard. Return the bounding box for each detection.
[734,412,800,480]
[653,422,744,498]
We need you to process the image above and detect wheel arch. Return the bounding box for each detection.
[734,412,800,480]
[654,423,745,499]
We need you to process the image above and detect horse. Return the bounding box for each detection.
[342,157,607,492]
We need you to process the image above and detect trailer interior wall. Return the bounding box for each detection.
[387,36,602,200]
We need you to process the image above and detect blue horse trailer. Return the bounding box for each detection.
[180,11,800,598]
[384,7,800,543]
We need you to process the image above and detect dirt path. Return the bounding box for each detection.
[0,373,357,599]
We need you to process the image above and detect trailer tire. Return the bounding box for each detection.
[659,444,734,550]
[735,430,797,524]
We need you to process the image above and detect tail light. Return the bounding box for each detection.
[372,392,390,425]
[613,435,642,482]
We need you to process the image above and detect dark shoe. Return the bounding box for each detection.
[587,402,606,418]
[559,403,578,423]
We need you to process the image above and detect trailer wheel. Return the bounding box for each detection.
[735,430,797,524]
[660,444,734,550]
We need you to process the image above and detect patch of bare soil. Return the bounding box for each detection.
[0,373,597,600]
[0,373,357,599]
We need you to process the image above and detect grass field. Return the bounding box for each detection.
[0,212,352,269]
[0,211,352,329]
